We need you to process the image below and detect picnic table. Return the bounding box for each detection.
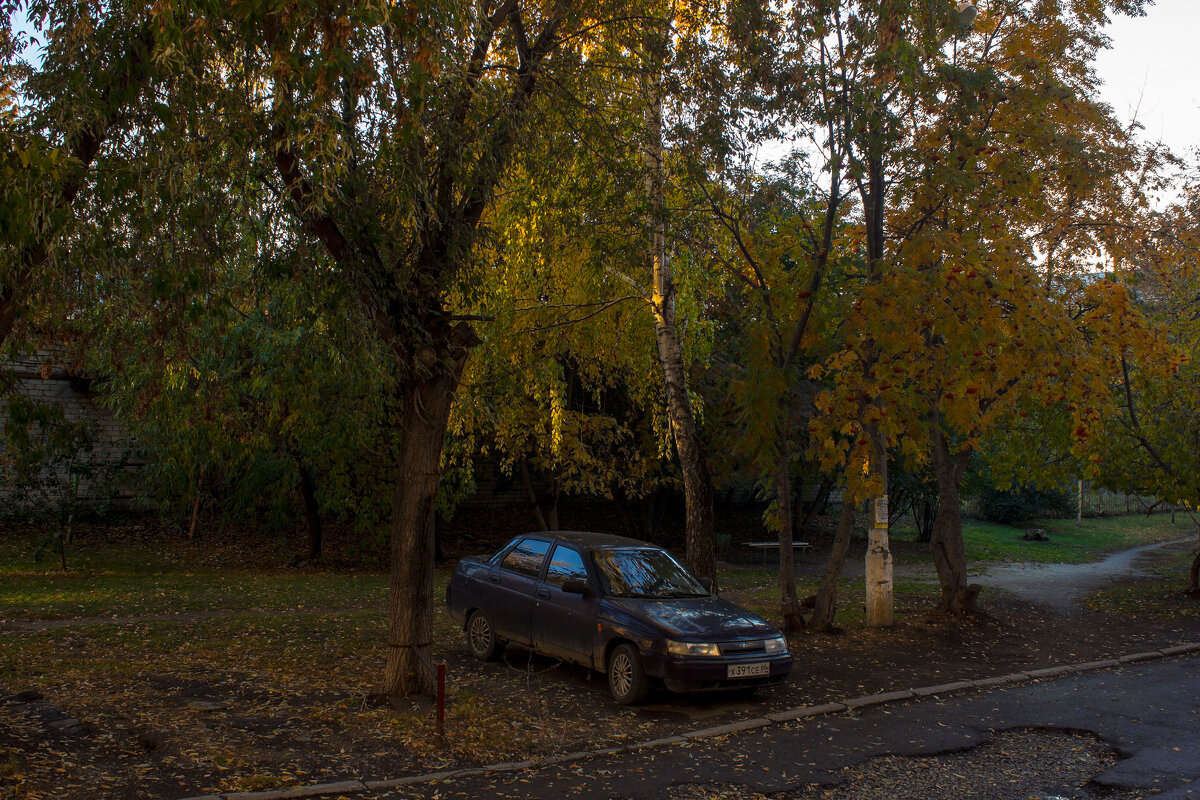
[742,540,812,566]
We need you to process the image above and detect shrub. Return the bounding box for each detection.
[977,483,1076,525]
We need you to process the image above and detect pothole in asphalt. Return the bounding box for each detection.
[667,729,1140,800]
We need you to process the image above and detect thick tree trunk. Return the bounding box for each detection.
[297,460,322,561]
[776,449,803,633]
[928,428,978,616]
[645,79,715,587]
[383,347,469,699]
[809,500,857,632]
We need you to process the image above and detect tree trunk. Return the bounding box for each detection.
[861,138,893,628]
[519,459,549,531]
[928,427,978,616]
[864,428,893,627]
[776,449,803,633]
[547,472,560,531]
[1188,527,1200,595]
[914,497,936,543]
[188,477,201,541]
[809,500,856,632]
[0,290,19,352]
[808,478,834,521]
[645,75,715,587]
[652,299,716,585]
[798,477,834,543]
[383,351,468,699]
[297,460,322,561]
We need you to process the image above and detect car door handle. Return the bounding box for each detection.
[489,574,501,583]
[536,588,550,599]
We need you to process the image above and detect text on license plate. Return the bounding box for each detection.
[727,662,770,679]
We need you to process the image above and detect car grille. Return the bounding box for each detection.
[718,639,766,656]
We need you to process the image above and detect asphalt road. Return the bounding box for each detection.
[370,652,1200,800]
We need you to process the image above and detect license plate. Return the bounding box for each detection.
[727,662,771,679]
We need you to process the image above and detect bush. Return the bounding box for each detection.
[977,483,1076,525]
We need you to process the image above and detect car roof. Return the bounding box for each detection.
[526,531,655,550]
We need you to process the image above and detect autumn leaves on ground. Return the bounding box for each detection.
[2,514,1198,800]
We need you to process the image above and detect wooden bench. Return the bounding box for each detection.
[742,541,812,566]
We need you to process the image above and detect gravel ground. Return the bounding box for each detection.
[668,729,1144,800]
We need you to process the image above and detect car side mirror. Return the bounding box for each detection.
[699,576,713,593]
[561,578,591,596]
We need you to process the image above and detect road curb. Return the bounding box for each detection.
[177,641,1200,800]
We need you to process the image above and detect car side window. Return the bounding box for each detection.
[500,538,551,578]
[544,545,588,588]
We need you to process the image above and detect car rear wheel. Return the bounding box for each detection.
[608,643,649,705]
[466,610,503,661]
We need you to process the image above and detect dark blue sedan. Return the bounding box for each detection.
[445,531,792,704]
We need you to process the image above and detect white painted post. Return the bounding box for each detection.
[865,494,894,627]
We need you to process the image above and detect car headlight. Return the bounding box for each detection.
[763,636,788,654]
[667,641,721,657]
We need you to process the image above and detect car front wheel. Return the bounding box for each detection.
[466,610,503,661]
[608,643,649,705]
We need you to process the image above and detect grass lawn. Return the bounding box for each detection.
[887,511,1194,565]
[960,514,1194,564]
[0,529,390,621]
[717,564,941,630]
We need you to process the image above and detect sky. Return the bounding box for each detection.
[1093,0,1200,158]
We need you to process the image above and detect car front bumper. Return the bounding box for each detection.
[640,650,793,692]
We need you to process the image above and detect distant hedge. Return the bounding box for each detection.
[977,484,1076,525]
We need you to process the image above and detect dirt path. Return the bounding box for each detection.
[970,538,1192,614]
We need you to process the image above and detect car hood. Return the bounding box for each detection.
[608,596,779,640]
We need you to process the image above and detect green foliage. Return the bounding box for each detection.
[1092,179,1200,508]
[90,258,394,537]
[0,390,120,509]
[976,483,1076,526]
[0,389,124,567]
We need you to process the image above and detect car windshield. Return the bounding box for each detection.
[591,547,708,598]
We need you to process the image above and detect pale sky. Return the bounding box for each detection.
[1093,0,1200,158]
